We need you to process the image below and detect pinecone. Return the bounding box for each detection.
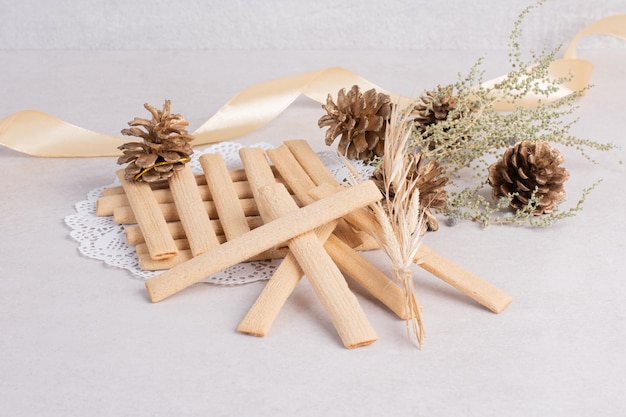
[371,152,449,231]
[412,85,470,150]
[488,140,570,215]
[318,85,392,162]
[117,100,194,182]
[413,85,457,126]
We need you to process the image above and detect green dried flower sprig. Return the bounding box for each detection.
[407,1,620,227]
[443,179,602,228]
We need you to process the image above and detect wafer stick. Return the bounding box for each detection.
[138,246,289,271]
[255,183,377,348]
[144,180,383,302]
[101,176,193,196]
[238,146,306,335]
[238,147,334,336]
[237,222,336,337]
[309,184,384,235]
[237,147,339,337]
[125,216,265,245]
[285,139,338,186]
[416,246,512,313]
[310,183,513,314]
[200,154,251,240]
[96,180,260,217]
[266,145,317,205]
[140,252,194,270]
[168,165,219,256]
[237,256,303,336]
[324,234,410,319]
[135,237,288,258]
[238,147,277,208]
[329,220,365,249]
[136,237,191,254]
[113,198,260,224]
[115,170,177,260]
[268,143,379,254]
[267,144,367,246]
[101,166,282,196]
[344,231,380,251]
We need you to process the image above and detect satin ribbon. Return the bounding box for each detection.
[1,15,625,158]
[484,14,626,110]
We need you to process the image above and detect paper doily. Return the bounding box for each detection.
[64,142,374,285]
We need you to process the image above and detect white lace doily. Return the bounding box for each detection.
[65,141,374,285]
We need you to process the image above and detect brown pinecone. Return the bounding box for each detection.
[318,85,392,162]
[371,152,449,231]
[117,100,194,182]
[413,85,457,126]
[488,140,570,215]
[412,85,470,149]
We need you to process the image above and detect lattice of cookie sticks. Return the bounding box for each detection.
[96,140,511,348]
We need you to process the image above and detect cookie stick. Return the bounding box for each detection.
[116,170,177,260]
[168,164,219,256]
[138,246,288,271]
[125,216,264,245]
[100,167,260,196]
[255,183,377,348]
[237,147,335,337]
[96,180,259,217]
[237,222,336,337]
[113,198,260,224]
[200,153,251,241]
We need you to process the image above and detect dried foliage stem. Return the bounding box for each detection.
[369,104,426,347]
[408,0,620,227]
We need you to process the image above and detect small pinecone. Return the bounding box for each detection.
[413,85,457,126]
[117,100,194,182]
[371,153,449,231]
[488,140,570,215]
[318,85,392,162]
[412,85,470,149]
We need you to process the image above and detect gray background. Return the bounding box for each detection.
[1,0,625,50]
[2,2,626,417]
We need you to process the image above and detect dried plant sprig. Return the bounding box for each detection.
[408,0,619,227]
[372,153,449,231]
[443,179,601,227]
[368,103,426,348]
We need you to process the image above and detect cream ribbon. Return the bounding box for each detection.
[484,14,626,110]
[1,15,625,158]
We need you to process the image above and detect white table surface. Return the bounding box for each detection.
[1,49,625,417]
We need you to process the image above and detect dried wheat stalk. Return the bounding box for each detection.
[368,104,426,348]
